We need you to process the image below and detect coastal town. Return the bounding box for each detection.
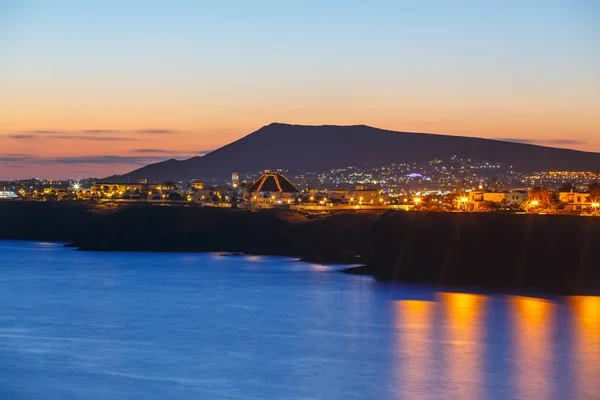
[2,162,599,215]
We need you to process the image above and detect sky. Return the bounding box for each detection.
[1,0,599,180]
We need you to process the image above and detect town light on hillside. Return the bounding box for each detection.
[592,202,600,208]
[413,197,421,205]
[530,200,539,207]
[460,196,469,203]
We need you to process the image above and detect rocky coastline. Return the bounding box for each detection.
[1,201,598,295]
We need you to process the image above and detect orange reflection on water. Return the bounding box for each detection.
[570,296,600,398]
[440,293,487,400]
[394,300,435,399]
[511,296,555,399]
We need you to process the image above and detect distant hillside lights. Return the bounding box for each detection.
[3,164,600,216]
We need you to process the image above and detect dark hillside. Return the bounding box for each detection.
[113,123,600,182]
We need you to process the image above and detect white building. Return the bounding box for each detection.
[468,190,528,209]
[0,191,18,199]
[559,190,598,211]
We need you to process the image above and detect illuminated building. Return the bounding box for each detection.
[90,182,164,198]
[559,190,595,211]
[231,172,239,188]
[467,190,528,209]
[0,191,18,199]
[245,172,301,204]
[352,184,381,203]
[191,179,204,190]
[327,189,349,202]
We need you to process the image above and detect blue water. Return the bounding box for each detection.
[0,241,598,399]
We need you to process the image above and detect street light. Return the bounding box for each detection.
[413,197,421,205]
[530,200,539,207]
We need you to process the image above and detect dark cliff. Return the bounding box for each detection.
[367,212,600,295]
[1,201,599,294]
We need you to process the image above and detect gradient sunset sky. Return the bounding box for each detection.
[1,0,599,180]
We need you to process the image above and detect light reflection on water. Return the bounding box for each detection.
[0,240,599,399]
[394,292,600,399]
[442,293,487,400]
[511,296,555,399]
[571,296,600,399]
[396,300,435,398]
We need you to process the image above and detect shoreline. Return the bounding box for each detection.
[1,201,599,295]
[5,239,593,300]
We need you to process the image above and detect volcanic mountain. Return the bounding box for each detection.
[112,123,600,182]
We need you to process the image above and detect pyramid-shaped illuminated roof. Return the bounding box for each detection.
[245,173,301,193]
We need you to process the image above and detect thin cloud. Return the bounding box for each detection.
[51,155,170,165]
[496,137,587,145]
[52,135,137,141]
[81,129,123,134]
[25,130,63,134]
[7,128,178,138]
[133,129,178,134]
[131,148,212,155]
[7,134,137,141]
[0,154,182,166]
[7,134,38,140]
[0,155,33,163]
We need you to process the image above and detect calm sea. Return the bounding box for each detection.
[0,240,598,399]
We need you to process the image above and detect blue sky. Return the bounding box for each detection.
[1,0,599,179]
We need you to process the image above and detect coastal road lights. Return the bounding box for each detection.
[413,197,422,205]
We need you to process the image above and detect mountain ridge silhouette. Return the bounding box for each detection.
[108,123,600,182]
